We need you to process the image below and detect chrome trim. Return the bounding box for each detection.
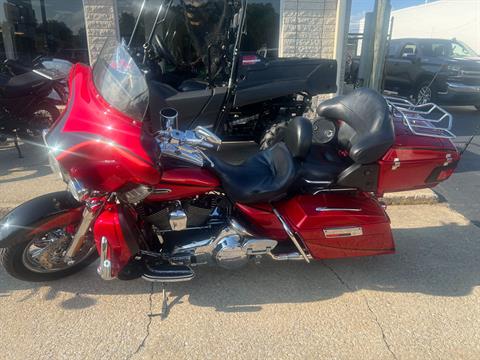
[152,188,172,194]
[304,179,332,185]
[67,178,88,202]
[324,226,363,238]
[385,96,455,139]
[97,236,113,280]
[313,187,357,194]
[392,157,401,170]
[169,209,187,231]
[446,82,480,94]
[269,252,313,261]
[64,207,96,263]
[315,207,362,212]
[272,208,310,263]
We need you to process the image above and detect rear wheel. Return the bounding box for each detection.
[259,121,288,150]
[0,212,98,282]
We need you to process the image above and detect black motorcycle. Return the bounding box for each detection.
[0,57,71,156]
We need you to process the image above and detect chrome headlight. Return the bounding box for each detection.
[67,178,89,202]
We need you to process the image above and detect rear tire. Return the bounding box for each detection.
[259,121,288,150]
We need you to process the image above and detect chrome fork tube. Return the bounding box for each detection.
[64,206,97,264]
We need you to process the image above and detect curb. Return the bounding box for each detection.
[381,189,440,205]
[0,189,441,219]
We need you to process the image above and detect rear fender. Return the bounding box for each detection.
[0,191,81,248]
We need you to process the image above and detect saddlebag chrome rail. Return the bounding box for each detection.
[384,96,455,139]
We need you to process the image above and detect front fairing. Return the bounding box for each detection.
[45,63,160,193]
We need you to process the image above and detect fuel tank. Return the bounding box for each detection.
[45,64,160,193]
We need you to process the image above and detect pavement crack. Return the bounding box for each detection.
[322,261,398,360]
[127,283,154,360]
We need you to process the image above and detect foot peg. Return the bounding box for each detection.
[142,264,194,282]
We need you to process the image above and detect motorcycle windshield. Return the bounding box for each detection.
[93,39,148,121]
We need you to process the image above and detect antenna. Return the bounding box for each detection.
[128,0,147,48]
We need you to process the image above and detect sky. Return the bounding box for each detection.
[349,0,440,31]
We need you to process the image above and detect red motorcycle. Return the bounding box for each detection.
[0,42,459,285]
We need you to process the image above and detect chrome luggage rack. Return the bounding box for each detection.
[384,96,455,139]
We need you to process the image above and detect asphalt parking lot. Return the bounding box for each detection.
[1,106,479,359]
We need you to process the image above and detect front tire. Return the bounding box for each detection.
[0,213,97,282]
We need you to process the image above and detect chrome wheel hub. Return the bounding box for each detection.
[22,228,95,273]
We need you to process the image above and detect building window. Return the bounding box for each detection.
[241,0,280,57]
[0,0,88,63]
[116,0,280,57]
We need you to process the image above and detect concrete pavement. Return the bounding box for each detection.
[1,204,479,359]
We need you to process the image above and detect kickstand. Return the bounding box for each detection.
[13,129,23,158]
[161,283,168,317]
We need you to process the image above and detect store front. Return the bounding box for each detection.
[0,0,88,63]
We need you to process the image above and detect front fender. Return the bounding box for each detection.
[0,191,80,248]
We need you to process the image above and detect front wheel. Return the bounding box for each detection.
[0,212,98,282]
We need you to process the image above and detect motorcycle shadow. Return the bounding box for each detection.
[0,222,478,312]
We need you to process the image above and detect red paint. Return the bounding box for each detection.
[235,203,287,240]
[275,193,395,259]
[93,203,136,277]
[28,208,83,236]
[52,64,161,193]
[377,117,460,194]
[146,168,220,202]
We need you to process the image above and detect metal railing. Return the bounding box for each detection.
[384,96,455,139]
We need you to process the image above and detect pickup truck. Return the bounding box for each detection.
[346,38,480,110]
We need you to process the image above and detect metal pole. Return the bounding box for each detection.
[370,0,391,91]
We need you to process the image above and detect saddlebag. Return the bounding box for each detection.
[276,193,395,259]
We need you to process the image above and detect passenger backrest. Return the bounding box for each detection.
[316,88,394,164]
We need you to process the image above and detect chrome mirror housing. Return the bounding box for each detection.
[194,126,222,148]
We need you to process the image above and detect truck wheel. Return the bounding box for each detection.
[259,121,288,150]
[415,81,437,105]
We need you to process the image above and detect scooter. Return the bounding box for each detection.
[0,41,459,287]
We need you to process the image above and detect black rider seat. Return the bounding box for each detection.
[210,117,312,204]
[0,72,50,98]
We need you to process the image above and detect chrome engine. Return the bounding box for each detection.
[168,219,278,269]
